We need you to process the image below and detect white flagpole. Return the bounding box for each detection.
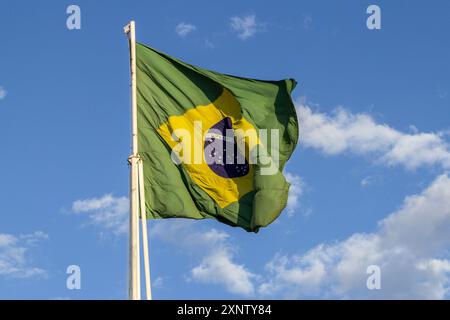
[138,159,152,300]
[124,20,141,300]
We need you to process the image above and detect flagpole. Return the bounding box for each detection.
[138,159,152,300]
[124,20,141,300]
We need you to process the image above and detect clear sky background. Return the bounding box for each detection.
[1,0,450,299]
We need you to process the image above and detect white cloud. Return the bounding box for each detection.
[360,176,374,187]
[284,172,303,216]
[71,194,128,235]
[153,276,166,289]
[20,231,48,245]
[151,220,256,296]
[0,86,6,99]
[150,220,231,248]
[297,100,450,170]
[146,174,450,299]
[192,246,256,296]
[0,231,47,278]
[259,174,450,299]
[175,23,196,37]
[230,15,259,40]
[259,252,327,298]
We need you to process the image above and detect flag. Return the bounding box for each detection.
[136,43,298,232]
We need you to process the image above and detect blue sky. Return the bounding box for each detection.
[1,0,450,299]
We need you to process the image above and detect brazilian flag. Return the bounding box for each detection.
[136,43,298,232]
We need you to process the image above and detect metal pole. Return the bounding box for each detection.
[138,159,152,300]
[124,20,141,300]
